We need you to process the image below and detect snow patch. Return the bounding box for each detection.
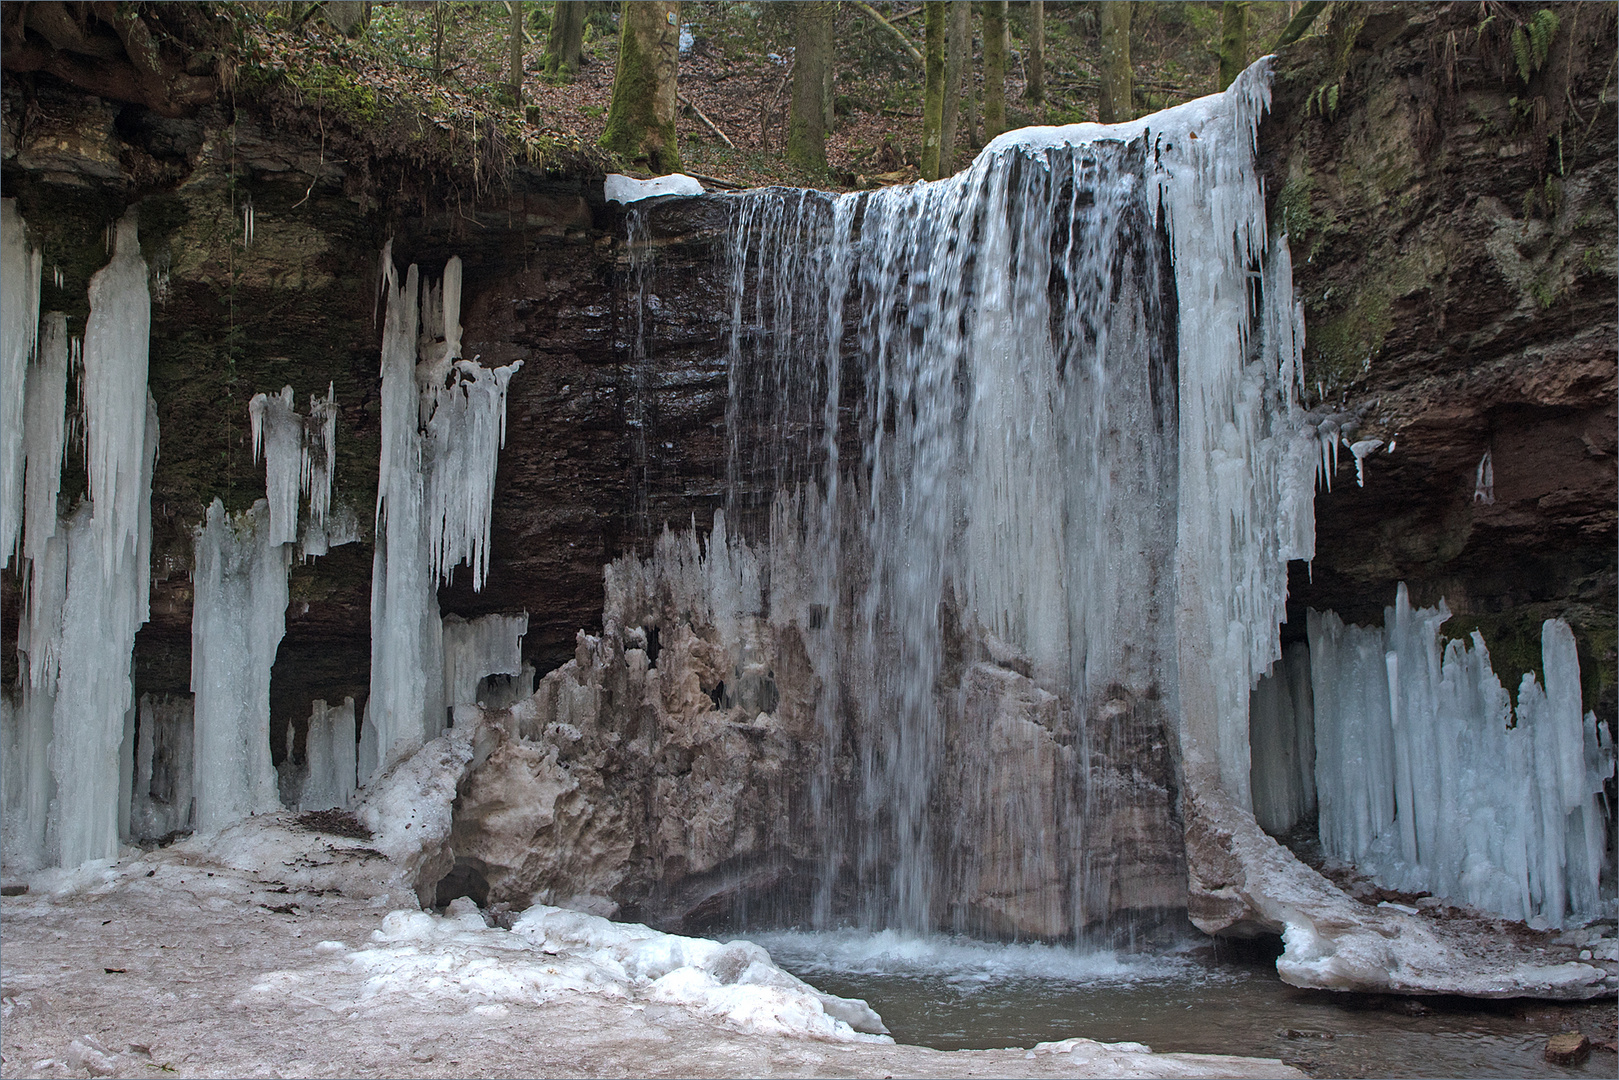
[605,173,706,203]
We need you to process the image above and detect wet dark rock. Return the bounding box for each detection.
[1544,1031,1591,1065]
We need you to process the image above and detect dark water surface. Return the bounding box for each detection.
[745,930,1616,1079]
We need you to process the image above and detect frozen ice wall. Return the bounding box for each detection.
[442,614,529,707]
[1,198,42,568]
[1248,642,1316,837]
[298,698,358,812]
[364,251,521,784]
[131,694,195,840]
[661,58,1311,935]
[1310,585,1612,926]
[190,500,287,833]
[249,387,303,545]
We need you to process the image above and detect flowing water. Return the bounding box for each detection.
[748,930,1615,1079]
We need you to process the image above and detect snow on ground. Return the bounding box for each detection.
[1,781,1301,1078]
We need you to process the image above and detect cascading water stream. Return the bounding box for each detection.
[651,60,1307,940]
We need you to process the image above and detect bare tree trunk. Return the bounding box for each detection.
[508,0,525,104]
[546,0,588,76]
[432,1,444,81]
[983,0,1006,139]
[1219,0,1249,91]
[601,1,682,172]
[920,1,947,180]
[788,1,836,172]
[1097,0,1131,123]
[1026,0,1043,105]
[939,0,967,174]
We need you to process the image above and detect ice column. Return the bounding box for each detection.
[1,198,42,567]
[1309,585,1611,926]
[1248,642,1316,837]
[363,259,444,783]
[249,386,304,545]
[363,252,521,783]
[190,499,287,833]
[442,613,529,707]
[46,213,157,868]
[298,698,357,812]
[131,694,195,840]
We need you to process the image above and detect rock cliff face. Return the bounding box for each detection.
[2,2,1612,954]
[1260,2,1616,716]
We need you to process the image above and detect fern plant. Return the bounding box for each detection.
[1511,8,1560,84]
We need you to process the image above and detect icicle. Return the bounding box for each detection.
[23,313,69,565]
[298,698,357,813]
[1308,587,1609,926]
[247,387,301,546]
[1473,449,1494,505]
[1349,438,1383,487]
[303,383,338,529]
[189,499,286,833]
[81,208,152,579]
[364,257,444,784]
[2,198,43,568]
[423,358,522,590]
[131,693,194,841]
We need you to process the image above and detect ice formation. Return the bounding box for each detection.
[442,613,530,707]
[363,251,521,784]
[81,211,153,580]
[2,198,43,567]
[131,694,194,840]
[1248,642,1316,837]
[190,500,287,834]
[1309,585,1611,926]
[297,698,358,813]
[30,212,161,869]
[248,387,303,545]
[604,173,706,203]
[347,902,889,1042]
[663,58,1312,932]
[1473,449,1495,505]
[23,314,69,567]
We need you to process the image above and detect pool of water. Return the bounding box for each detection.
[744,930,1616,1079]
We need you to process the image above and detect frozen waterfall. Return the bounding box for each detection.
[362,250,522,785]
[2,198,42,568]
[1308,585,1611,927]
[614,59,1314,937]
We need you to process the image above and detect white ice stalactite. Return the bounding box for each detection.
[82,209,152,580]
[248,386,303,546]
[1309,584,1611,927]
[45,218,158,868]
[298,698,357,813]
[1348,439,1383,488]
[423,359,522,591]
[189,499,287,834]
[304,383,338,530]
[1,198,43,568]
[364,253,519,782]
[1248,641,1317,837]
[363,258,445,785]
[131,693,195,841]
[23,314,69,566]
[1473,449,1495,505]
[442,613,530,707]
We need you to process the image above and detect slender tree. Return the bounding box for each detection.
[1026,0,1044,105]
[939,0,968,174]
[1273,0,1327,49]
[1218,0,1249,91]
[1097,0,1131,123]
[508,0,525,104]
[602,1,682,171]
[920,1,947,180]
[983,0,1007,140]
[788,1,836,172]
[546,0,589,77]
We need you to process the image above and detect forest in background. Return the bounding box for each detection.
[212,1,1309,189]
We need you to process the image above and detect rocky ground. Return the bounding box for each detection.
[0,816,1303,1080]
